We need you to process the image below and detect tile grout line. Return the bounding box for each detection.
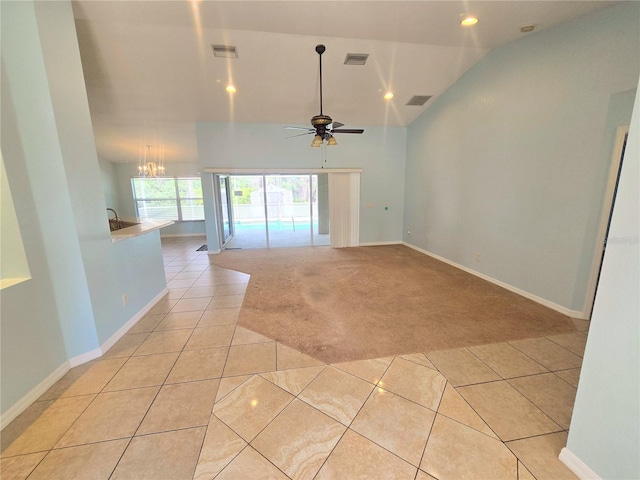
[128,264,209,441]
[151,242,219,477]
[212,381,296,478]
[459,345,512,382]
[308,356,411,477]
[189,256,254,477]
[11,238,583,479]
[454,380,564,443]
[416,378,449,479]
[545,333,587,357]
[507,338,582,371]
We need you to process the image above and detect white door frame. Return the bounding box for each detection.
[582,125,629,318]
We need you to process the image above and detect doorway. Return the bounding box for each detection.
[215,174,330,249]
[584,125,629,318]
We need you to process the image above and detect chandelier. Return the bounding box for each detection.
[138,144,165,177]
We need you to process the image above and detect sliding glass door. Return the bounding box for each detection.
[222,174,329,249]
[226,175,267,249]
[266,175,311,248]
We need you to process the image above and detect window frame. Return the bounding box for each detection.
[131,176,204,222]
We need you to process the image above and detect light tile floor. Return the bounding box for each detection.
[0,236,589,479]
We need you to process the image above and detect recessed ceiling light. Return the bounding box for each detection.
[460,16,479,26]
[225,85,236,93]
[384,92,394,100]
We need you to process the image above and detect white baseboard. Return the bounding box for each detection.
[99,288,169,356]
[0,288,169,431]
[160,233,206,238]
[359,241,403,247]
[0,362,70,430]
[402,242,586,319]
[559,448,601,479]
[68,347,102,368]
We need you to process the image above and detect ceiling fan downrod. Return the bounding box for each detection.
[316,44,325,116]
[283,43,364,145]
[311,44,332,136]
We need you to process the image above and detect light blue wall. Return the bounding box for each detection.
[201,172,221,252]
[196,122,407,245]
[2,0,100,359]
[33,1,167,345]
[1,0,167,418]
[567,77,640,480]
[403,2,639,313]
[160,221,206,237]
[1,0,99,412]
[572,87,637,311]
[99,156,121,212]
[1,78,72,417]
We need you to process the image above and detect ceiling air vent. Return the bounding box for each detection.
[211,44,238,58]
[406,95,432,106]
[344,53,369,65]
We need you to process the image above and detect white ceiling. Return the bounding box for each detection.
[72,0,616,163]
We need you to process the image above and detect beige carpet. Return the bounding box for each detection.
[211,245,577,364]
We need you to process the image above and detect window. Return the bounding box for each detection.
[177,178,205,221]
[131,177,204,221]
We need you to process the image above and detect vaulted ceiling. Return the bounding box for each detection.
[72,1,615,163]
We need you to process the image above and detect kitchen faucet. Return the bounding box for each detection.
[107,208,121,230]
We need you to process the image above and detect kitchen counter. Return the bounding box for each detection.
[110,217,174,243]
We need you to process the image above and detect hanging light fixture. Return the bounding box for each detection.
[311,135,323,147]
[138,145,149,176]
[138,144,166,177]
[157,142,166,176]
[327,135,337,146]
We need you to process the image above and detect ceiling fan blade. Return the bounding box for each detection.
[332,129,364,134]
[284,126,313,131]
[287,132,315,139]
[330,122,344,129]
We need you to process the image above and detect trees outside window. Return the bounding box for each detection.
[131,177,204,221]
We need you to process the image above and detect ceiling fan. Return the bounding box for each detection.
[285,44,364,147]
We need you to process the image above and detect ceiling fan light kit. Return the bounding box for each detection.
[285,44,364,148]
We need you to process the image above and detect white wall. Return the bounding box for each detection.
[564,76,639,480]
[403,2,639,315]
[196,122,407,246]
